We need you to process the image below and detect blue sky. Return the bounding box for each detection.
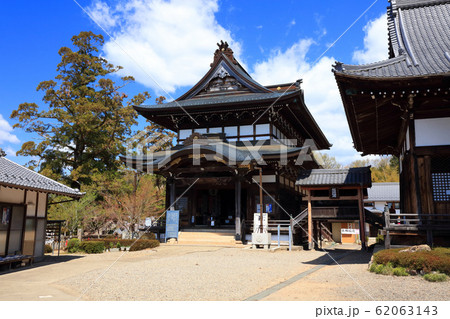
[0,0,389,166]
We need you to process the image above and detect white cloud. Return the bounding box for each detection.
[250,40,365,165]
[0,114,20,145]
[87,0,241,95]
[3,146,17,157]
[352,14,388,64]
[88,1,116,29]
[251,39,313,85]
[250,14,390,165]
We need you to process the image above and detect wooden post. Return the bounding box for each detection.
[307,189,313,250]
[235,177,242,241]
[169,179,176,211]
[259,168,263,233]
[319,221,323,249]
[357,187,366,250]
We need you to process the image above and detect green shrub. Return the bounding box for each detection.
[373,248,450,275]
[140,232,156,240]
[393,267,409,276]
[423,273,448,282]
[79,241,105,254]
[44,244,53,254]
[374,264,386,274]
[369,263,378,273]
[376,234,384,244]
[129,239,159,251]
[67,238,80,253]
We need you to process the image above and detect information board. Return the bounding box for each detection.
[165,210,180,242]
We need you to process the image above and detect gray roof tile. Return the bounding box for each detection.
[366,182,400,201]
[0,157,83,197]
[334,0,450,78]
[135,91,294,110]
[296,167,372,187]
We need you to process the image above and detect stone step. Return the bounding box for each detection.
[177,231,238,246]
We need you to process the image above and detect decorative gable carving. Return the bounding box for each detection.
[205,67,244,93]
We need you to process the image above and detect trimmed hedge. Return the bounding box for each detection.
[44,244,53,254]
[79,241,105,254]
[373,247,450,275]
[129,239,160,251]
[423,273,449,282]
[89,237,159,250]
[67,238,80,253]
[140,232,156,240]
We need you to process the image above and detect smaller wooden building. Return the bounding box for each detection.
[0,152,82,262]
[296,167,372,249]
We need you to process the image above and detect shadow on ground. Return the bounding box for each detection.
[304,249,372,266]
[0,255,84,275]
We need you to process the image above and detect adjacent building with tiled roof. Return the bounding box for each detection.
[0,157,83,198]
[0,151,82,262]
[334,0,450,247]
[296,167,372,187]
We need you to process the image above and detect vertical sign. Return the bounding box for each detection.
[165,210,180,242]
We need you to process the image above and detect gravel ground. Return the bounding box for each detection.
[56,245,328,301]
[2,244,448,301]
[263,249,450,301]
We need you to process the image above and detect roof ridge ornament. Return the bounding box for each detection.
[211,40,237,66]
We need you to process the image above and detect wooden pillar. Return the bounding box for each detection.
[235,177,242,241]
[307,189,313,250]
[358,187,366,250]
[319,221,323,249]
[169,179,176,211]
[313,220,319,250]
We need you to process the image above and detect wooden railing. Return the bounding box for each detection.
[319,222,333,241]
[384,212,450,231]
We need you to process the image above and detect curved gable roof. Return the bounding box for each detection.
[334,0,450,78]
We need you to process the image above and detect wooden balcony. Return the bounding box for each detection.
[311,206,359,219]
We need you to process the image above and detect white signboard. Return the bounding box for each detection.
[253,213,268,233]
[341,228,359,235]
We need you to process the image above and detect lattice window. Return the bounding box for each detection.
[431,156,450,202]
[432,172,450,201]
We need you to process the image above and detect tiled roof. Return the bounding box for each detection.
[122,140,308,171]
[0,157,83,197]
[334,0,450,78]
[366,182,400,202]
[135,91,294,111]
[296,167,372,187]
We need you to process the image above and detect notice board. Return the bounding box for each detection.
[165,210,180,242]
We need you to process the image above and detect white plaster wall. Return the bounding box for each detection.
[415,118,450,147]
[26,191,37,217]
[37,192,47,217]
[0,186,24,204]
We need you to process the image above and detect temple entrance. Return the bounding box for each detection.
[193,189,236,228]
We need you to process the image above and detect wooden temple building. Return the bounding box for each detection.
[124,41,332,243]
[1,150,83,266]
[334,0,450,246]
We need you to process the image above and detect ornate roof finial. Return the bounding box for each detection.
[0,148,6,157]
[211,40,237,66]
[217,40,229,51]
